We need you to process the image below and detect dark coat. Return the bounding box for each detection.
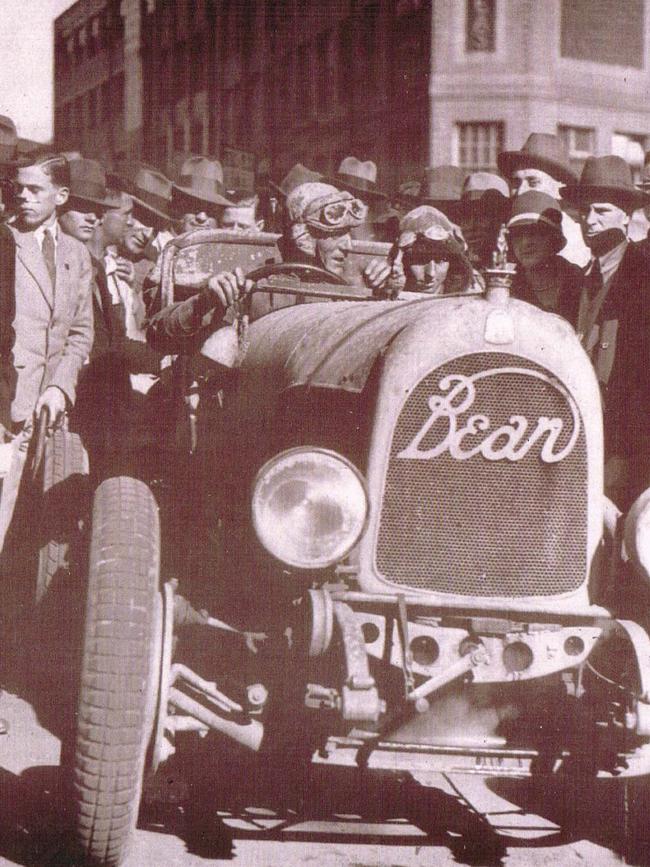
[511,255,582,325]
[579,241,650,504]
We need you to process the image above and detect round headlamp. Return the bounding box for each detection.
[252,448,368,569]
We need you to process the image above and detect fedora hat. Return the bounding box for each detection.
[113,162,172,221]
[419,165,468,208]
[451,171,511,221]
[327,156,387,200]
[0,116,17,165]
[172,156,232,209]
[562,155,648,210]
[66,158,112,210]
[498,133,577,188]
[507,190,565,253]
[270,163,322,198]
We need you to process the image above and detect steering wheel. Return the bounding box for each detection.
[247,262,348,286]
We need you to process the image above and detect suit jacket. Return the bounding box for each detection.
[0,224,16,427]
[578,241,650,500]
[8,224,94,424]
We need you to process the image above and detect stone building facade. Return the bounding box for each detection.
[54,0,650,190]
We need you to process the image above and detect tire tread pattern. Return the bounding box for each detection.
[73,476,159,867]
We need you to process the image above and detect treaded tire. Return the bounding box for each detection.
[36,429,89,604]
[73,476,161,867]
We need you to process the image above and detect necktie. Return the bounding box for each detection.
[586,257,602,299]
[42,228,56,289]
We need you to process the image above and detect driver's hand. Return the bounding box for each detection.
[363,258,393,297]
[207,267,253,310]
[35,386,67,431]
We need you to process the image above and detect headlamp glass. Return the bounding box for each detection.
[252,448,368,569]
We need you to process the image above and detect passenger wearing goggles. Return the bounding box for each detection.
[392,205,477,295]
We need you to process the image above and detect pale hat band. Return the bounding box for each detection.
[507,212,562,234]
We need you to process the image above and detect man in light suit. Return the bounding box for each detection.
[6,152,93,433]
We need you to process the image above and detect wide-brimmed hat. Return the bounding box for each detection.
[562,155,648,210]
[506,190,565,253]
[451,171,511,221]
[327,156,387,201]
[270,163,322,198]
[65,157,112,211]
[0,116,17,164]
[419,165,468,208]
[171,156,232,210]
[112,162,172,221]
[498,133,577,188]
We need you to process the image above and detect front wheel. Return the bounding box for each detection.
[72,476,161,867]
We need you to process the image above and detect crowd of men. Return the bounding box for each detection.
[0,114,649,523]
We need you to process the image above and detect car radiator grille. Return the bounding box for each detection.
[375,353,588,597]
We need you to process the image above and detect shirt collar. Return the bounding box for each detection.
[597,238,628,286]
[34,218,59,248]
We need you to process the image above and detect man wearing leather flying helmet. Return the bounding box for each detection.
[147,181,392,350]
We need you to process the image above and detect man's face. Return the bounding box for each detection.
[314,228,352,276]
[14,164,68,228]
[59,208,100,242]
[510,226,557,270]
[511,168,562,199]
[221,204,261,234]
[458,209,502,266]
[580,201,629,251]
[179,211,217,234]
[101,199,134,247]
[122,218,153,259]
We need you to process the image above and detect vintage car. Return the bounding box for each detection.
[69,247,650,866]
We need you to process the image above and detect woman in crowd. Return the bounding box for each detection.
[391,204,477,295]
[507,190,581,324]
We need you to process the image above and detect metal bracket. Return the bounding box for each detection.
[396,594,415,696]
[333,601,384,722]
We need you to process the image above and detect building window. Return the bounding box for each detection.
[612,132,647,182]
[561,0,644,68]
[456,122,504,171]
[558,125,594,174]
[466,0,495,52]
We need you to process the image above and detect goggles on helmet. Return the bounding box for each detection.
[303,192,367,231]
[398,223,453,250]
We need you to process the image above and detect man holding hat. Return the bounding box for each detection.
[562,154,650,507]
[498,133,590,268]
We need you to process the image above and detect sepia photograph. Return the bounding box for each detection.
[1,1,650,864]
